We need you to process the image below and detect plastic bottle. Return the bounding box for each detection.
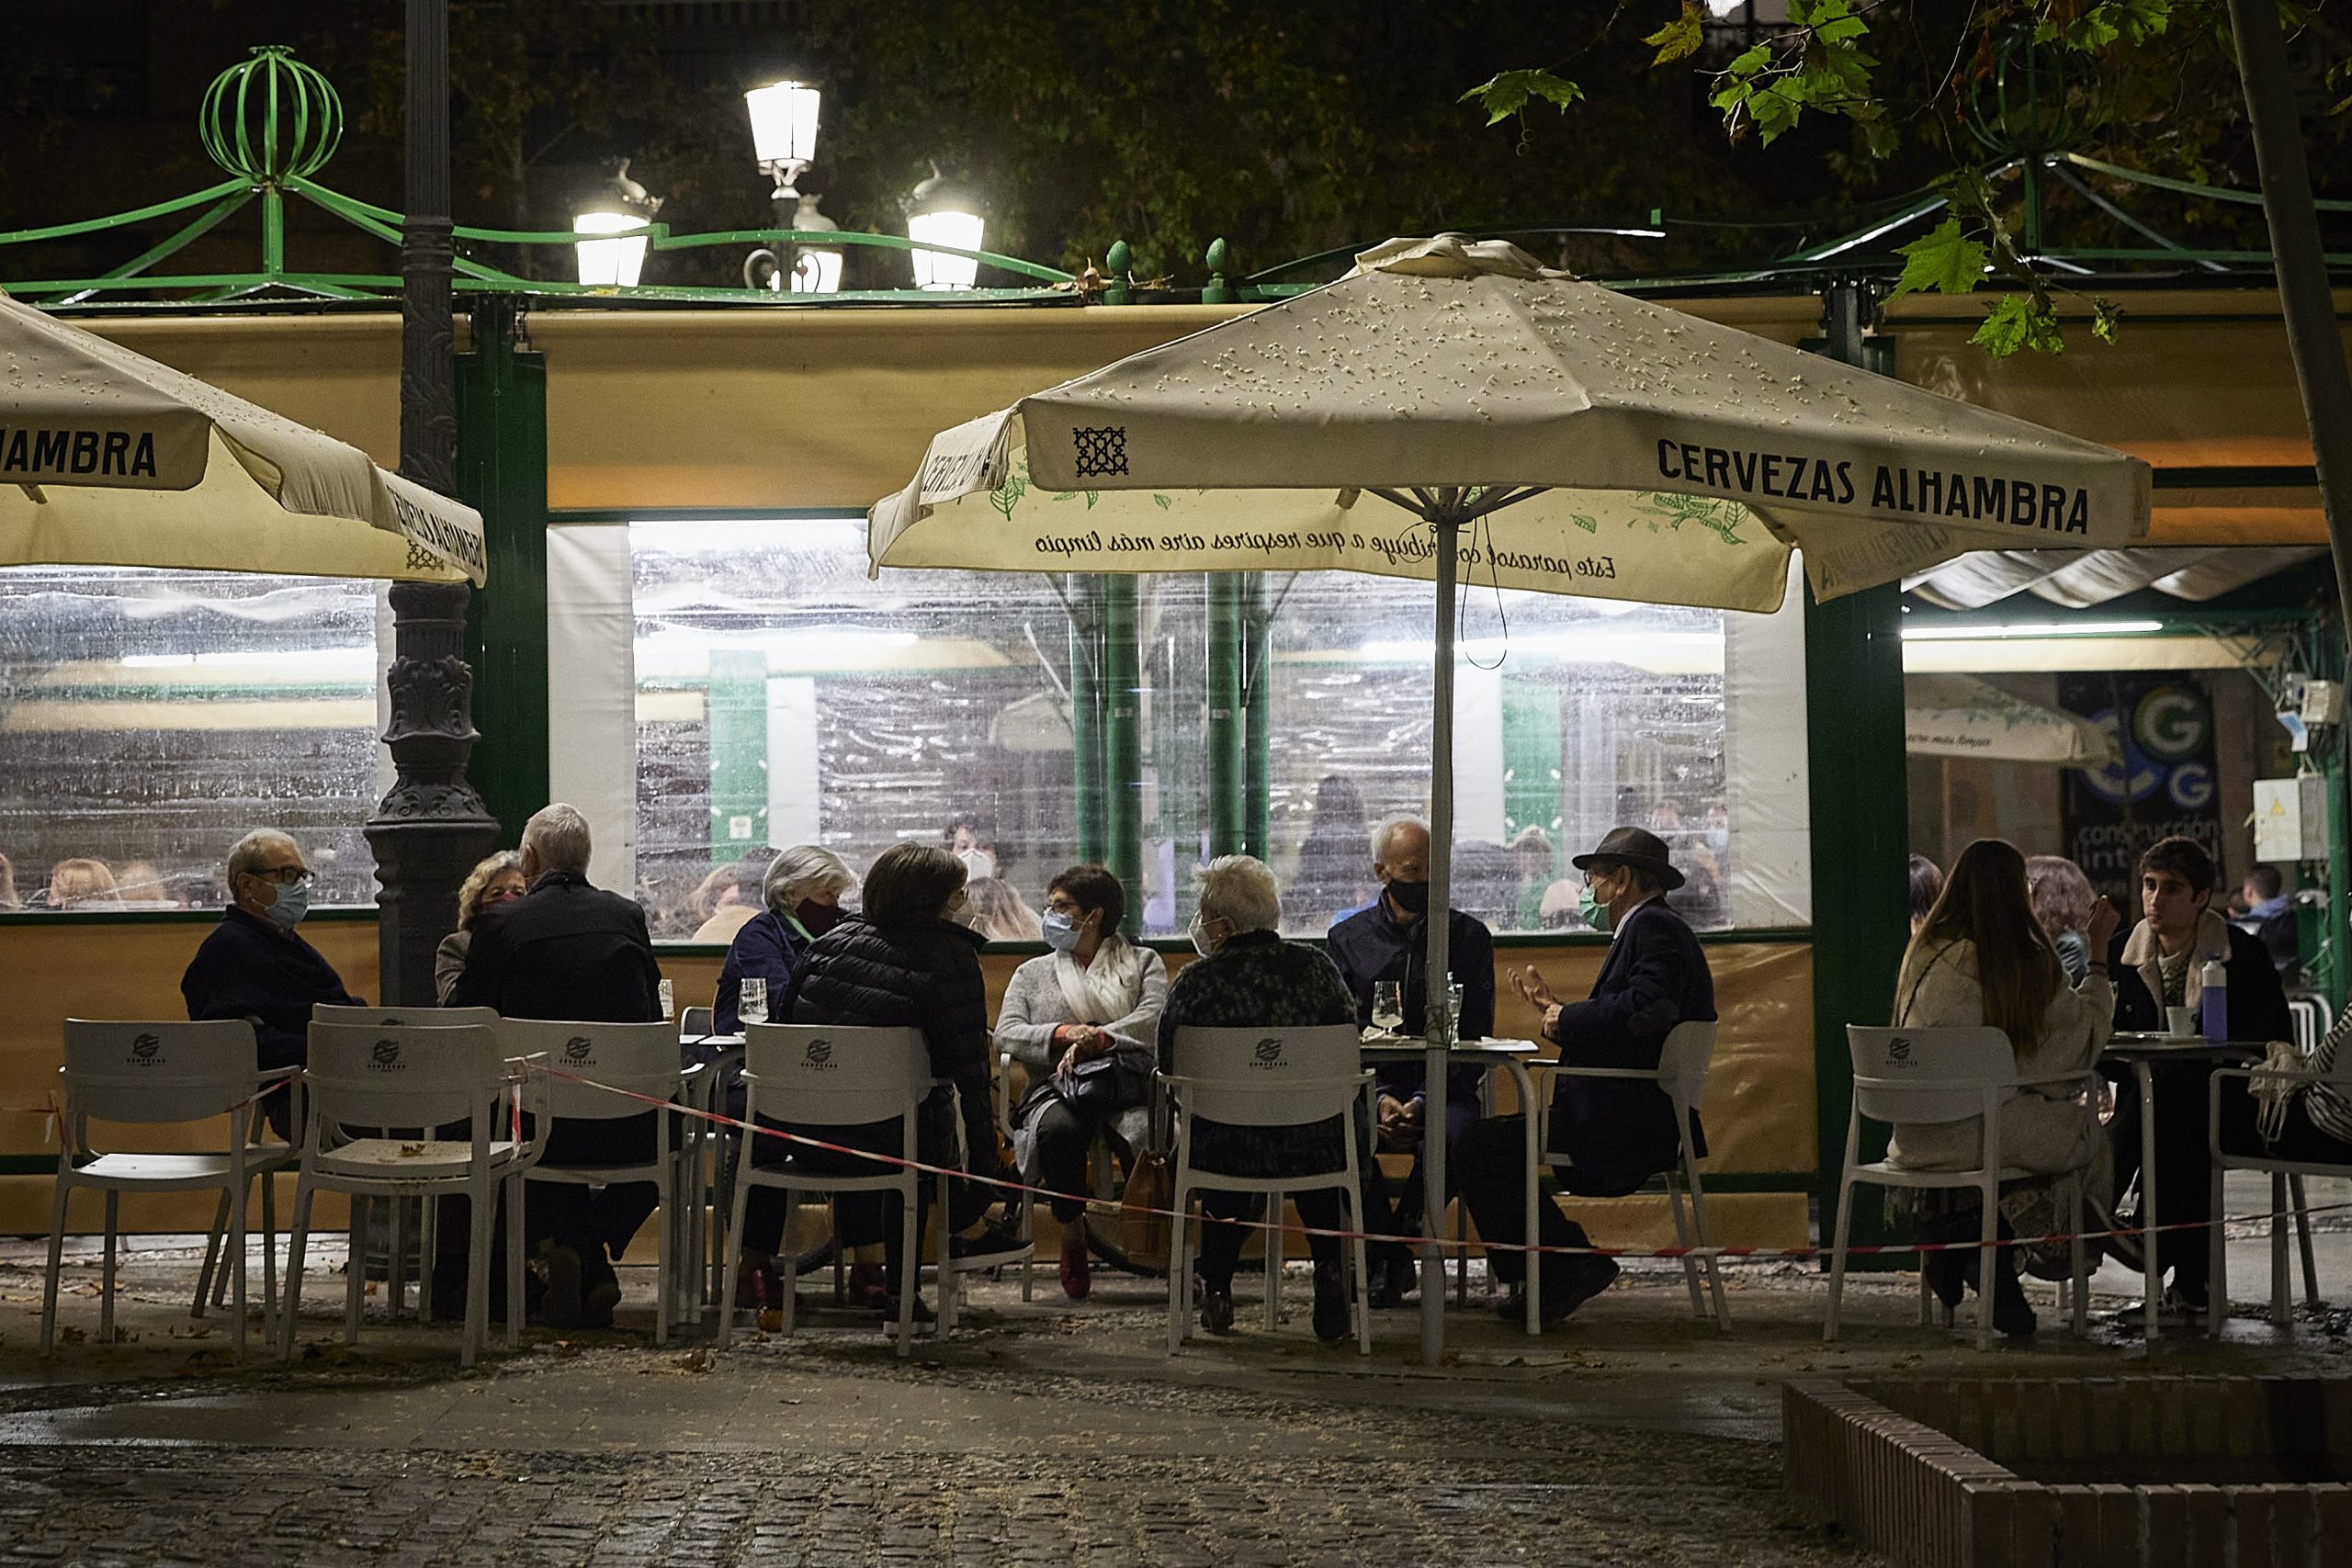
[2199,957,2229,1043]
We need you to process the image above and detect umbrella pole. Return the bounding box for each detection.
[1420,496,1459,1366]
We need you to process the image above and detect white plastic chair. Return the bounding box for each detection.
[290,1004,497,1321]
[1828,1025,2095,1351]
[2207,1048,2352,1332]
[1162,1024,1373,1354]
[1539,1020,1729,1329]
[280,1022,540,1368]
[505,1019,697,1345]
[43,1020,295,1359]
[720,1024,944,1358]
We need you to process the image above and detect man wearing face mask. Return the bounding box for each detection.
[1324,814,1495,1306]
[1457,826,1716,1325]
[181,829,366,1133]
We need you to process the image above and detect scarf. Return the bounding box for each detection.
[1052,933,1147,1031]
[2120,908,2232,1016]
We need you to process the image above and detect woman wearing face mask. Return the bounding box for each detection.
[435,851,527,1005]
[715,845,856,1034]
[996,864,1168,1299]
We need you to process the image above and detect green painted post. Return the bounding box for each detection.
[262,187,285,276]
[1103,240,1133,307]
[1202,238,1236,306]
[1207,576,1247,856]
[1067,579,1106,866]
[706,649,768,865]
[458,297,549,846]
[1243,573,1272,863]
[1102,579,1145,905]
[1806,279,1911,1267]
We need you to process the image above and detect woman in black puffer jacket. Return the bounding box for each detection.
[774,842,1018,1312]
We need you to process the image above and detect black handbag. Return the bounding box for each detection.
[1062,1054,1148,1114]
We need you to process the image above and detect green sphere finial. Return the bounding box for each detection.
[200,45,344,185]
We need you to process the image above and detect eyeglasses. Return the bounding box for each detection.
[248,866,314,886]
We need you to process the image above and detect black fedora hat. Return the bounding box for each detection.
[1570,826,1685,891]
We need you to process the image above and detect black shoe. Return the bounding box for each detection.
[950,1221,1027,1264]
[580,1255,620,1330]
[1923,1249,1966,1311]
[1198,1279,1235,1335]
[1313,1269,1351,1344]
[1992,1266,2038,1338]
[1367,1258,1406,1311]
[542,1246,583,1331]
[1501,1253,1621,1328]
[883,1294,937,1325]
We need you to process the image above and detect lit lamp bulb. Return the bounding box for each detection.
[573,159,661,288]
[744,80,821,190]
[903,164,984,290]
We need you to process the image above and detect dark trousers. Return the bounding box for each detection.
[1028,1096,1133,1223]
[1367,1093,1480,1267]
[527,1111,662,1276]
[1456,1112,1591,1292]
[1195,1188,1346,1291]
[741,1089,979,1293]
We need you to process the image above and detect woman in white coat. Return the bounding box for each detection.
[1890,837,2121,1337]
[994,863,1166,1300]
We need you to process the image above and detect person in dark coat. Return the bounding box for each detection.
[774,842,1017,1314]
[450,803,663,1327]
[714,845,855,1034]
[2103,835,2294,1310]
[1159,853,1362,1344]
[181,829,365,1133]
[1324,814,1496,1303]
[1457,826,1715,1325]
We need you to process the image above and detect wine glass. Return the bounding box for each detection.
[1372,980,1404,1035]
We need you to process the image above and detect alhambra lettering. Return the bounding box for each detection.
[1654,439,2090,536]
[0,425,158,479]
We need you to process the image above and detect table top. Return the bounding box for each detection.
[2101,1032,2267,1059]
[1358,1036,1542,1060]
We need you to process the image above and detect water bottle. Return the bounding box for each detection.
[657,977,675,1022]
[2199,958,2229,1043]
[740,976,768,1027]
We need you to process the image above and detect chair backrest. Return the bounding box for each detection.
[1657,1020,1718,1111]
[306,1022,506,1132]
[2290,994,2333,1055]
[313,1004,498,1029]
[498,1018,682,1119]
[742,1023,930,1126]
[681,1006,716,1040]
[1845,1024,2017,1128]
[61,1019,260,1124]
[1169,1024,1363,1128]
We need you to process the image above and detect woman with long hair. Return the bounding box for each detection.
[1890,838,2120,1337]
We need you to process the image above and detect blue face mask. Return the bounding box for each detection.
[1041,909,1084,953]
[261,877,311,930]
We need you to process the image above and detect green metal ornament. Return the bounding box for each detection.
[199,46,344,186]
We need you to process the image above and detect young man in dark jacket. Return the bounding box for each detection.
[2105,835,2293,1311]
[1457,826,1715,1326]
[777,842,1018,1312]
[450,803,662,1327]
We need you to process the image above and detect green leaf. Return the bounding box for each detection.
[1970,294,2067,360]
[2090,299,2125,345]
[1461,70,1584,126]
[1645,3,1705,65]
[1889,217,1989,299]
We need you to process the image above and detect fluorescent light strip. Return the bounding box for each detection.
[1900,619,2166,642]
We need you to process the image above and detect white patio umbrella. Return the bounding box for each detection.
[871,235,2152,1359]
[1905,673,2122,767]
[0,291,484,585]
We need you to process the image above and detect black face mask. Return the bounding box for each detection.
[1386,879,1430,916]
[796,899,844,937]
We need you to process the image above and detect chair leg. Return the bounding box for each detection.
[99,1190,119,1345]
[463,1178,493,1370]
[1685,1157,1731,1331]
[1666,1175,1703,1319]
[2069,1175,2088,1338]
[40,1177,72,1358]
[2209,1162,2229,1340]
[229,1178,250,1361]
[261,1170,279,1332]
[718,1165,754,1350]
[505,1176,526,1351]
[1824,1177,1857,1344]
[192,1190,230,1320]
[2271,1173,2292,1327]
[1020,1189,1035,1303]
[280,1183,315,1361]
[1973,1179,1997,1352]
[894,1180,919,1360]
[2292,1174,2322,1308]
[831,1195,847,1306]
[418,1194,435,1323]
[1351,1190,1371,1356]
[1264,1189,1283,1331]
[1167,1182,1191,1355]
[777,1187,798,1337]
[654,1168,672,1349]
[344,1195,367,1347]
[933,1172,956,1337]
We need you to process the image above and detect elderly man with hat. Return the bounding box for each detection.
[1455,825,1717,1325]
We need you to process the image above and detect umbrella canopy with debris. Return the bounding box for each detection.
[0,291,484,585]
[871,234,2153,1359]
[1905,673,2122,767]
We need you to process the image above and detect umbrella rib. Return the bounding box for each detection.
[1367,487,1429,518]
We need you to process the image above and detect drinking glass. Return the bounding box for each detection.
[1372,980,1404,1034]
[740,976,768,1027]
[658,977,675,1022]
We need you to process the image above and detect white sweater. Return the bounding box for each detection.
[1886,938,2112,1176]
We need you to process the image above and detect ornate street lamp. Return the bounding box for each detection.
[784,194,843,293]
[740,79,838,294]
[903,164,985,290]
[573,159,662,287]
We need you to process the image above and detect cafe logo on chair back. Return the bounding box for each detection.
[369,1039,402,1071]
[129,1032,161,1066]
[1250,1036,1284,1070]
[1887,1035,1913,1066]
[564,1036,594,1064]
[804,1038,835,1071]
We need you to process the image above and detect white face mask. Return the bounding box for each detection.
[958,848,997,882]
[1188,912,1222,957]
